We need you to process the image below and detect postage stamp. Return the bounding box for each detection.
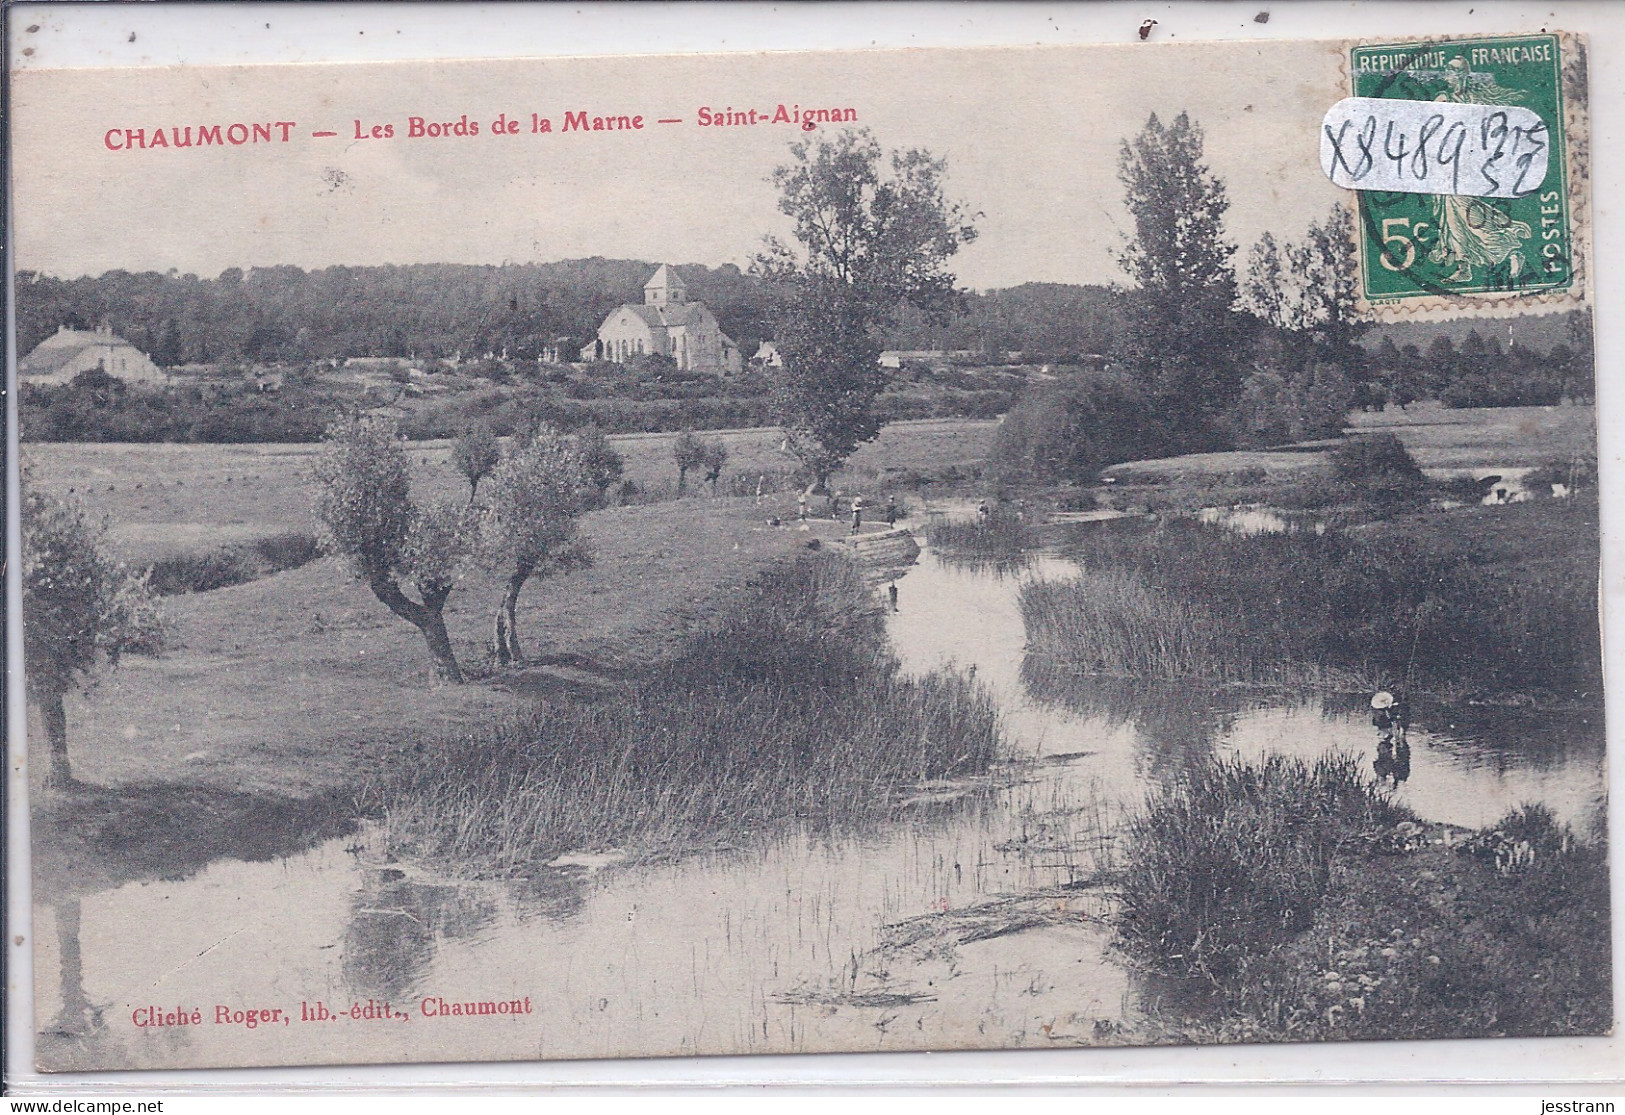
[1342,33,1584,312]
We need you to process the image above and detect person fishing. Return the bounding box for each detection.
[1370,690,1411,786]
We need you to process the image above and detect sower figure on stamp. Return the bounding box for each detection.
[1412,57,1535,284]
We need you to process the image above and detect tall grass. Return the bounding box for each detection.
[1022,514,1600,695]
[373,553,1001,875]
[145,531,323,595]
[1023,569,1262,682]
[923,508,1038,575]
[1117,752,1406,982]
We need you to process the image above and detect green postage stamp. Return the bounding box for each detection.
[1339,33,1582,309]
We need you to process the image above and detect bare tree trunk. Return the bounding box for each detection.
[367,573,464,683]
[491,561,535,666]
[40,689,72,787]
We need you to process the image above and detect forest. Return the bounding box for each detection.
[15,259,1130,368]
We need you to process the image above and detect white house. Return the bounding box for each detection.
[19,324,165,385]
[752,341,784,369]
[582,265,743,375]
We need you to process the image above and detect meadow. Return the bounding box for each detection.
[1102,402,1594,486]
[21,418,995,799]
[22,417,994,564]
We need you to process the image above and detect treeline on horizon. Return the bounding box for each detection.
[15,259,1134,367]
[18,257,1594,376]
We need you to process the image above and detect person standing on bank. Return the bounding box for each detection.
[851,495,864,535]
[886,494,898,527]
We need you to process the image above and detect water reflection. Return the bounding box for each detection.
[1018,667,1258,778]
[34,899,123,1071]
[343,871,501,1002]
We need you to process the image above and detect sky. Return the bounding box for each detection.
[14,39,1354,290]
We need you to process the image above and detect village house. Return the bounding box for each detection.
[19,324,165,386]
[751,341,784,369]
[581,265,743,375]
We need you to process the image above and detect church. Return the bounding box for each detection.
[582,265,743,375]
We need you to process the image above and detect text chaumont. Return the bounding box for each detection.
[419,995,534,1018]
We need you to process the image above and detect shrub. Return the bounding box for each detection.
[924,507,1038,575]
[1025,512,1599,695]
[145,549,252,595]
[254,530,322,571]
[145,531,323,595]
[1329,433,1425,506]
[990,370,1174,486]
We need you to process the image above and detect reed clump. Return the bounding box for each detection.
[1218,801,1611,1042]
[1116,752,1406,982]
[923,507,1038,574]
[375,553,1001,875]
[1022,509,1599,696]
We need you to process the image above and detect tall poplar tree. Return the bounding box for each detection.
[1115,111,1240,445]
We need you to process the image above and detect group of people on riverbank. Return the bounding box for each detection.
[796,489,900,534]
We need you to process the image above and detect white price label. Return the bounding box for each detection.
[1320,96,1550,198]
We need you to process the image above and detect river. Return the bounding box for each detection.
[33,524,1607,1069]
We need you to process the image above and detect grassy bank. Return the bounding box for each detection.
[1022,497,1600,698]
[28,497,833,797]
[372,553,1001,872]
[1116,754,1612,1041]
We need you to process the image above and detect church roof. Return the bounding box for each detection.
[616,302,709,330]
[19,326,145,377]
[619,305,667,330]
[644,264,686,293]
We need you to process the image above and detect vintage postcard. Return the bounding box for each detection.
[9,29,1608,1074]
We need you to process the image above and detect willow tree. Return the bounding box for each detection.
[756,128,979,490]
[479,425,592,665]
[314,416,476,683]
[22,486,165,786]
